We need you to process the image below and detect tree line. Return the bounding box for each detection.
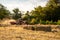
[0,0,60,25]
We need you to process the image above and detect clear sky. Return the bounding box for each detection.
[0,0,48,12]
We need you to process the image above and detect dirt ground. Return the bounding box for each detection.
[0,25,60,40]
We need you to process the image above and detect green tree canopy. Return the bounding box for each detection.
[46,0,60,22]
[12,8,22,20]
[0,4,10,19]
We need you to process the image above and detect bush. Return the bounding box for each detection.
[57,20,60,25]
[40,20,46,24]
[30,18,37,24]
[46,21,57,25]
[49,21,53,24]
[40,20,57,25]
[46,21,53,24]
[53,22,57,25]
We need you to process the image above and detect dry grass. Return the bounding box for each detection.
[0,25,60,40]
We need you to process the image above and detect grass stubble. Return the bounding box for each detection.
[0,25,60,40]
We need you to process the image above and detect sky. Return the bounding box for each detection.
[0,0,48,12]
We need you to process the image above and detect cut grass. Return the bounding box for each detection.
[0,25,60,40]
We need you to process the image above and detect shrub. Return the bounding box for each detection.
[57,20,60,25]
[53,22,57,25]
[30,18,37,24]
[40,20,46,24]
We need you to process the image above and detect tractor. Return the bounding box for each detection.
[10,18,27,25]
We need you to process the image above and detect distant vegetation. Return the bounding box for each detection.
[0,0,60,25]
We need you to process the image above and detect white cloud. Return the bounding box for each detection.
[0,0,48,12]
[4,2,34,12]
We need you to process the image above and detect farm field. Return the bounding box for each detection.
[0,25,60,40]
[0,0,60,40]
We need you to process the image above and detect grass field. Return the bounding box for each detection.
[0,25,60,40]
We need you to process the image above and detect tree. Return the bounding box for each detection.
[46,0,59,7]
[30,6,46,23]
[0,4,10,19]
[12,8,22,20]
[46,0,60,22]
[22,11,31,24]
[29,0,60,24]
